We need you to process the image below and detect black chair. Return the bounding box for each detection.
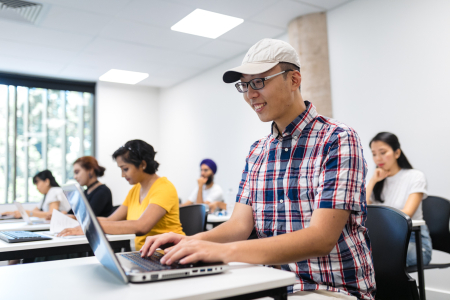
[179,204,208,236]
[407,196,450,273]
[108,205,120,216]
[366,205,420,300]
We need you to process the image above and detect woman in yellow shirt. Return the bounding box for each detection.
[58,140,185,250]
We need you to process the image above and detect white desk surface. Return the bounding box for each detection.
[207,214,231,223]
[0,232,135,252]
[412,219,426,227]
[1,257,296,300]
[0,221,50,231]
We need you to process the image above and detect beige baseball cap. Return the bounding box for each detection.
[223,38,301,83]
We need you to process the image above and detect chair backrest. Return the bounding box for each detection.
[422,196,450,254]
[179,204,208,236]
[109,205,120,216]
[366,205,420,300]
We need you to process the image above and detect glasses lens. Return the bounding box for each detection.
[235,82,247,93]
[250,79,264,90]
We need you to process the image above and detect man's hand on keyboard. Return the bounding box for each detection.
[160,239,228,265]
[140,233,228,265]
[140,232,189,259]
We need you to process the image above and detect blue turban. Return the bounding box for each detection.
[200,159,217,174]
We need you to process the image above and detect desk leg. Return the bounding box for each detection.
[414,227,426,300]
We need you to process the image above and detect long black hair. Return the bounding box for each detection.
[32,170,60,187]
[370,132,413,202]
[112,140,159,175]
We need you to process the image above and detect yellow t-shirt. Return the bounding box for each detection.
[122,177,185,250]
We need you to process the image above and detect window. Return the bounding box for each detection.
[0,73,95,204]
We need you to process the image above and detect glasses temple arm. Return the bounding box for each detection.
[264,70,286,80]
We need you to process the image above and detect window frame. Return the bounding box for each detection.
[0,72,96,204]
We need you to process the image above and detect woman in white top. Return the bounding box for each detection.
[5,170,70,219]
[366,132,432,267]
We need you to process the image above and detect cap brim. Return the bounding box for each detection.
[223,62,278,83]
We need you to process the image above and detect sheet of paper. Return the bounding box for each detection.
[49,209,80,234]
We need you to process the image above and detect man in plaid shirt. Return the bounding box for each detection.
[141,39,376,300]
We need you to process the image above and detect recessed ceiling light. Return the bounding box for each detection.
[171,9,244,39]
[99,69,149,84]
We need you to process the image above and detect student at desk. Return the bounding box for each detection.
[68,156,114,217]
[5,170,70,219]
[58,140,185,250]
[181,159,225,212]
[366,132,432,267]
[141,39,375,300]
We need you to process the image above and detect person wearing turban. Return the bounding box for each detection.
[181,159,225,212]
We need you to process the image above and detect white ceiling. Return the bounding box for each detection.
[0,0,351,87]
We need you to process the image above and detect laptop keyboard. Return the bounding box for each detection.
[0,231,52,243]
[121,252,197,272]
[121,252,173,271]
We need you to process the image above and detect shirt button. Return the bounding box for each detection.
[284,148,288,152]
[280,199,284,203]
[293,136,298,140]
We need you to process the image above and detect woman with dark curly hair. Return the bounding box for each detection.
[58,140,185,250]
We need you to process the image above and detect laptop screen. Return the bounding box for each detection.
[63,184,128,283]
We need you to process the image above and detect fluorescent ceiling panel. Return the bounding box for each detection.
[99,69,149,84]
[171,9,244,39]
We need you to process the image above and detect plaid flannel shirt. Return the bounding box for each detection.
[237,101,376,299]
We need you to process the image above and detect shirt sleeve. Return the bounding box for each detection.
[409,171,428,200]
[150,181,178,213]
[205,185,224,202]
[314,128,367,212]
[45,189,61,205]
[237,140,261,206]
[186,187,198,203]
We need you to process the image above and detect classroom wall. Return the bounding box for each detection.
[327,0,450,199]
[156,34,289,205]
[156,55,270,204]
[96,82,160,205]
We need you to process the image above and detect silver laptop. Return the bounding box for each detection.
[14,202,50,225]
[62,183,228,283]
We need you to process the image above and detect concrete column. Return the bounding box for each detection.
[288,12,333,117]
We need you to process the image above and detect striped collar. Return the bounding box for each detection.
[271,101,318,139]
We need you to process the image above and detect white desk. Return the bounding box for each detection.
[412,219,426,227]
[0,221,50,232]
[207,214,231,224]
[1,257,296,300]
[0,232,135,261]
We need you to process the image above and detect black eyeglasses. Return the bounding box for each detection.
[235,70,293,93]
